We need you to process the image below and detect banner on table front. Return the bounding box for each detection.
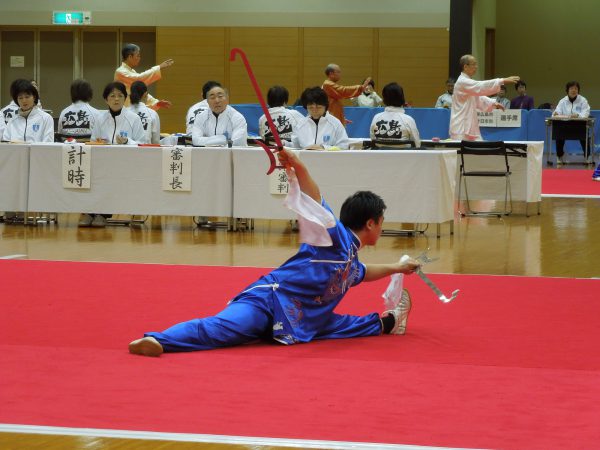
[62,143,91,189]
[162,146,191,191]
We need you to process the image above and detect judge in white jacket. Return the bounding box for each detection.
[57,79,100,139]
[291,87,348,150]
[0,100,19,139]
[449,55,519,141]
[127,81,160,144]
[2,79,53,143]
[91,81,145,145]
[186,80,222,134]
[553,81,591,162]
[258,85,305,145]
[191,85,248,147]
[370,82,421,149]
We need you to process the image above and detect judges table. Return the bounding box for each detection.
[27,144,232,217]
[422,140,543,207]
[0,144,29,212]
[2,142,541,233]
[232,148,458,235]
[544,117,595,165]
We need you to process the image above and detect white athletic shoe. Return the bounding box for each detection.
[129,336,164,357]
[383,288,412,335]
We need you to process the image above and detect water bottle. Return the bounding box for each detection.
[224,131,232,148]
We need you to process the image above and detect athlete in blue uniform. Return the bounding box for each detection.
[129,148,420,357]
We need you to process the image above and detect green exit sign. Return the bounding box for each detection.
[52,11,91,25]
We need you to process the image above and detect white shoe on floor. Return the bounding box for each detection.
[382,288,412,335]
[129,336,164,357]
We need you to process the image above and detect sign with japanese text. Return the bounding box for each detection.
[478,109,522,128]
[496,109,522,127]
[162,146,191,191]
[477,111,497,127]
[62,143,91,189]
[269,168,290,195]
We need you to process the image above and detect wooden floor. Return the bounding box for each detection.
[1,195,599,449]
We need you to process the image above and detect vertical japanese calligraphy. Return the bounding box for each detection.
[62,143,91,189]
[269,167,290,195]
[162,146,192,191]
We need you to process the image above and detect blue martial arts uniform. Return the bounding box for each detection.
[146,199,382,352]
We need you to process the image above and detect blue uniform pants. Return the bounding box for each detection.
[146,296,382,352]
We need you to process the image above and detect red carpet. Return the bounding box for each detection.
[542,168,600,197]
[1,260,600,449]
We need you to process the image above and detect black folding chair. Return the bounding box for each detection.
[457,140,512,217]
[370,138,416,149]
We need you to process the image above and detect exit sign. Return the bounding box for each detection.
[52,11,91,25]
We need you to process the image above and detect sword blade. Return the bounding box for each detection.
[415,269,459,303]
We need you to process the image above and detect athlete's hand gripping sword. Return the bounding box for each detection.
[230,48,285,175]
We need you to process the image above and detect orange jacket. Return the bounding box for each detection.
[322,80,363,125]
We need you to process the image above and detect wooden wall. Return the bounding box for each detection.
[156,27,449,133]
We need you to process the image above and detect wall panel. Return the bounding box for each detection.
[229,27,300,104]
[1,31,35,107]
[156,27,226,133]
[154,26,449,132]
[378,28,449,107]
[39,31,74,115]
[303,28,375,95]
[82,31,119,110]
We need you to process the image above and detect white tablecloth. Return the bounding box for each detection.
[28,144,232,216]
[232,148,458,224]
[4,141,540,221]
[0,144,29,211]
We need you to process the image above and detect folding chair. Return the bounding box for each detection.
[457,140,512,217]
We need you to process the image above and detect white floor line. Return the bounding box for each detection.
[541,193,600,198]
[0,254,28,259]
[0,424,481,450]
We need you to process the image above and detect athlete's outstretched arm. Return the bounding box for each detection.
[277,148,321,203]
[363,259,420,282]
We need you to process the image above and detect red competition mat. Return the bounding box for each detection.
[1,260,599,449]
[542,168,600,197]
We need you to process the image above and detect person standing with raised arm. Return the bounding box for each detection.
[322,63,372,125]
[449,55,519,141]
[114,43,174,111]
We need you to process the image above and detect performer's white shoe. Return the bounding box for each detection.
[383,289,412,335]
[129,336,164,357]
